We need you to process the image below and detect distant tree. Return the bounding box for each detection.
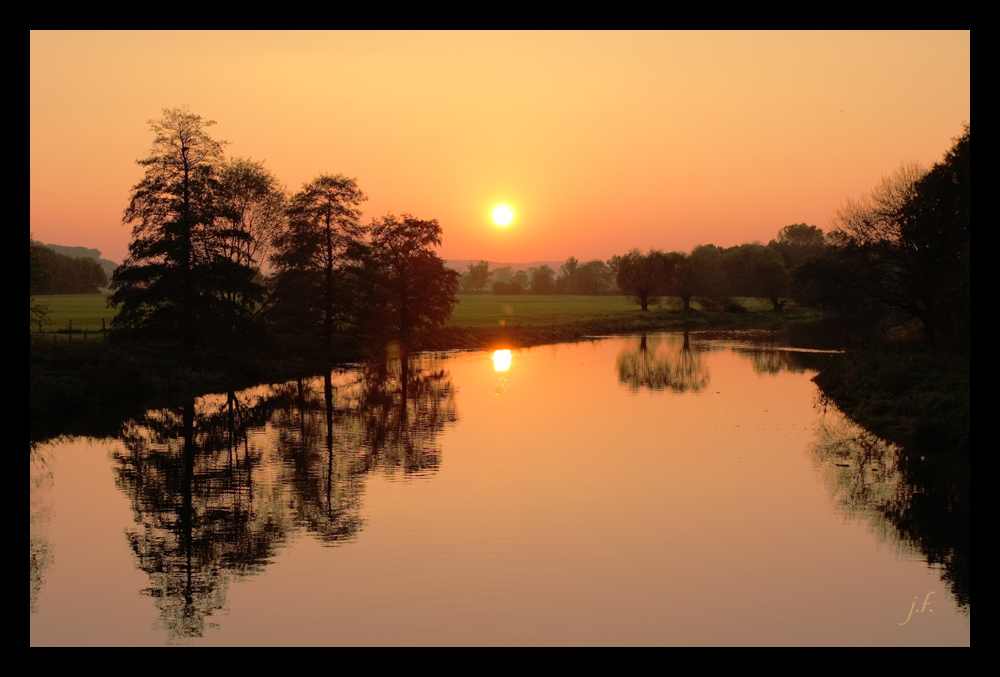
[30,237,49,334]
[364,213,460,345]
[511,269,529,290]
[31,246,108,294]
[722,243,789,310]
[575,259,614,295]
[556,257,579,293]
[652,251,687,308]
[768,223,827,271]
[755,254,791,311]
[492,266,514,285]
[108,107,263,359]
[461,260,491,292]
[492,280,523,294]
[270,174,367,362]
[671,252,698,312]
[686,245,726,306]
[529,265,556,295]
[610,249,664,310]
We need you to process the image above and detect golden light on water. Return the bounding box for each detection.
[492,349,512,371]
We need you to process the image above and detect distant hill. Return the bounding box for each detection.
[33,241,118,279]
[445,259,566,274]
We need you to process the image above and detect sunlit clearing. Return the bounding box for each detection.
[492,349,512,371]
[492,205,514,226]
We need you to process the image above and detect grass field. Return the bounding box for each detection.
[447,294,637,328]
[446,294,776,328]
[31,292,784,339]
[32,293,114,337]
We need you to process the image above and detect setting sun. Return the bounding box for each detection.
[492,205,514,226]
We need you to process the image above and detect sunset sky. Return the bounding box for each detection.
[30,30,970,266]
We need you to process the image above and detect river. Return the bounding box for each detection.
[29,330,970,646]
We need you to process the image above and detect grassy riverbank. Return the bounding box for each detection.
[29,293,815,437]
[31,293,969,458]
[419,294,820,350]
[813,342,970,456]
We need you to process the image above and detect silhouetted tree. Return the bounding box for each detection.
[217,157,286,276]
[898,124,970,349]
[556,257,579,293]
[364,213,460,346]
[768,223,827,271]
[722,243,789,310]
[829,134,970,347]
[575,259,614,295]
[29,237,49,335]
[791,251,852,309]
[609,249,664,310]
[686,245,726,307]
[109,107,264,359]
[667,251,697,311]
[31,246,108,294]
[270,174,367,363]
[529,264,556,295]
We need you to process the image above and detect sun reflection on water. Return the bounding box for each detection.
[492,349,512,372]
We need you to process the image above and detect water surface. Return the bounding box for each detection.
[29,331,970,646]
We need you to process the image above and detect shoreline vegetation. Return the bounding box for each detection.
[30,112,968,464]
[29,293,968,461]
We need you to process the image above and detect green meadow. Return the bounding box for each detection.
[447,294,780,328]
[31,293,115,337]
[447,294,640,328]
[31,292,790,340]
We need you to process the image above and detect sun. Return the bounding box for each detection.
[492,205,514,226]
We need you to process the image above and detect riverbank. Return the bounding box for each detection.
[30,303,818,440]
[813,342,970,456]
[32,297,970,458]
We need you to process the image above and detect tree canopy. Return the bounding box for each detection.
[830,125,970,347]
[30,244,108,295]
[108,107,265,358]
[363,213,460,344]
[609,249,668,310]
[269,174,367,362]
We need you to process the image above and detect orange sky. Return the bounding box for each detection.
[30,30,970,266]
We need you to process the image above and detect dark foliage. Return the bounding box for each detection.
[108,108,266,363]
[30,245,108,294]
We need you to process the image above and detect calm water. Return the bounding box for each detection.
[29,331,970,646]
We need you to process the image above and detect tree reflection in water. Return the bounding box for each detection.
[811,401,970,615]
[111,352,457,642]
[616,332,709,393]
[29,443,54,616]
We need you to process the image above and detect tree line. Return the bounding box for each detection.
[33,107,967,366]
[459,123,969,353]
[457,223,823,312]
[29,241,109,295]
[103,107,459,371]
